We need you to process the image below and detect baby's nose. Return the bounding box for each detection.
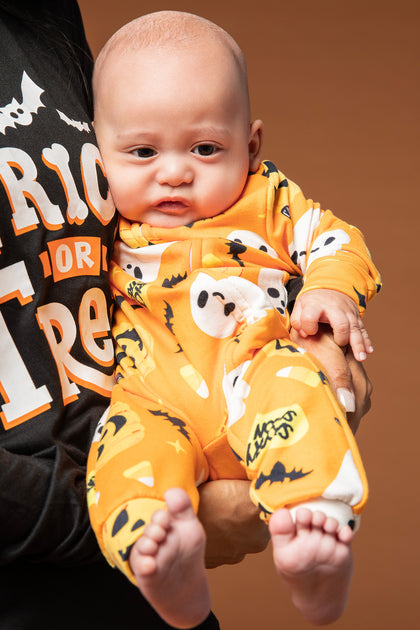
[156,154,193,186]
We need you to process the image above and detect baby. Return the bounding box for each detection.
[88,11,381,628]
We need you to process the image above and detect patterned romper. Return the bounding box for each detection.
[87,161,381,583]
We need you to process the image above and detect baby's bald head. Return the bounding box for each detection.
[91,10,263,228]
[93,10,250,121]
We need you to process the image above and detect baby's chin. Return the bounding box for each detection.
[143,209,196,229]
[140,205,211,229]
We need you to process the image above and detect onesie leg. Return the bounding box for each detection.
[87,385,209,584]
[226,339,368,524]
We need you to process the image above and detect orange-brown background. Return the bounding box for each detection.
[79,1,419,627]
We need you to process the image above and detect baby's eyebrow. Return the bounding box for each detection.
[190,125,231,138]
[116,130,156,142]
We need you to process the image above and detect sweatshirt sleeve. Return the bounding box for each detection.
[0,406,108,566]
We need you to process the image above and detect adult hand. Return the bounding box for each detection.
[290,324,372,433]
[198,479,269,568]
[343,349,372,433]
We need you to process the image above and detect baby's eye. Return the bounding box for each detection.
[133,147,156,159]
[192,144,219,157]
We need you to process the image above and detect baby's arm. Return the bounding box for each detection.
[290,288,373,362]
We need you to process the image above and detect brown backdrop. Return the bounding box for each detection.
[78,1,419,627]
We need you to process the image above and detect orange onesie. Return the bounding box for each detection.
[87,161,381,583]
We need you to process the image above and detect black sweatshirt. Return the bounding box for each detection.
[0,2,220,628]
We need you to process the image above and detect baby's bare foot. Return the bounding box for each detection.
[130,488,211,629]
[269,507,353,625]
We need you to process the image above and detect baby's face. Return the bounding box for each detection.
[94,43,262,228]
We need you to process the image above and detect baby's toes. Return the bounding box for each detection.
[269,508,296,545]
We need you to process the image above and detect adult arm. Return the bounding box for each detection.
[198,479,270,568]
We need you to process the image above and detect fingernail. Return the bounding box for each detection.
[337,388,356,413]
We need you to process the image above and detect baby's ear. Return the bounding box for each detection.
[248,119,264,171]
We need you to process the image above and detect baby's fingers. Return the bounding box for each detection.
[290,300,321,337]
[331,310,373,361]
[349,323,373,362]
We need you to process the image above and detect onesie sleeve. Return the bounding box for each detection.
[270,171,381,314]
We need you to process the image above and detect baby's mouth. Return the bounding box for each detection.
[156,199,189,213]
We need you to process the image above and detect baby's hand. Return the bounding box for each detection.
[290,289,373,361]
